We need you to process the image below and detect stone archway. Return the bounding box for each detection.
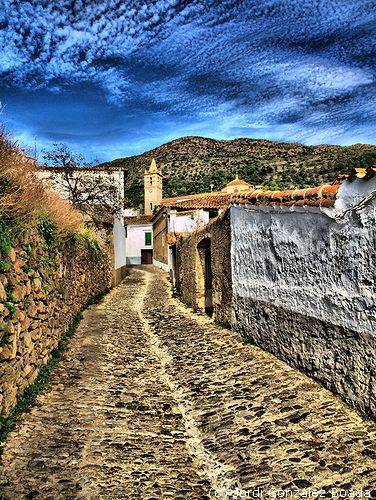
[196,237,213,316]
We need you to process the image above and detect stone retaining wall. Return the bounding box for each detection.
[0,230,112,416]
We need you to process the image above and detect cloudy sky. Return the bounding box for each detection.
[0,0,375,161]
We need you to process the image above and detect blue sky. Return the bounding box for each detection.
[0,0,375,162]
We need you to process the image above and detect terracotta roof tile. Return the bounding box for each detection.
[162,192,230,209]
[225,178,250,187]
[124,215,153,225]
[231,183,341,208]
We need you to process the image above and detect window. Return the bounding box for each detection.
[145,232,152,246]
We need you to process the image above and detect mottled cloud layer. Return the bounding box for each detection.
[0,0,375,160]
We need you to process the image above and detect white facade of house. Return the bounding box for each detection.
[36,168,126,201]
[125,223,153,265]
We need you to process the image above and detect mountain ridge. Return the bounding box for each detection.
[100,136,376,208]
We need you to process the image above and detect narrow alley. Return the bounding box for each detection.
[1,268,376,499]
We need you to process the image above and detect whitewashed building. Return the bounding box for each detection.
[124,215,153,265]
[36,165,128,283]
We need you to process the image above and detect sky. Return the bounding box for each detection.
[0,0,375,162]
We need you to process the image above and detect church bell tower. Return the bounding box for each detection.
[144,158,162,215]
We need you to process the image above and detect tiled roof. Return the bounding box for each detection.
[124,215,153,225]
[231,184,340,208]
[162,192,230,209]
[161,167,376,211]
[163,191,220,204]
[231,167,376,208]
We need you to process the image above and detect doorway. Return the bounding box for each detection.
[170,244,178,287]
[141,249,153,264]
[197,238,213,316]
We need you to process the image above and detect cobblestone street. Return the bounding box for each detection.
[1,267,376,499]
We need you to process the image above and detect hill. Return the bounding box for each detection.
[100,136,376,208]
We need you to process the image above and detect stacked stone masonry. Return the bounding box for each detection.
[176,211,232,325]
[0,230,112,416]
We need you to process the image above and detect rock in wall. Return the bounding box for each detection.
[0,230,112,416]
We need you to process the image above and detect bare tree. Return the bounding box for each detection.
[43,144,124,225]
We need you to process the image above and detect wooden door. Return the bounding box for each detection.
[141,249,153,264]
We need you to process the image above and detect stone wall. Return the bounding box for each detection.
[231,190,376,417]
[153,212,168,267]
[0,230,112,416]
[175,211,232,324]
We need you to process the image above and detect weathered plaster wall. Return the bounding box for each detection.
[113,215,127,270]
[0,230,112,416]
[169,210,209,233]
[231,190,376,416]
[153,213,168,267]
[176,212,232,323]
[211,211,232,324]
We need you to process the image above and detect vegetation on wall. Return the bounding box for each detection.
[0,130,107,350]
[0,132,82,232]
[0,131,105,257]
[0,287,109,445]
[0,130,112,425]
[101,136,376,207]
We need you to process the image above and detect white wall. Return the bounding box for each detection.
[153,258,169,272]
[170,210,209,233]
[230,179,376,416]
[113,215,127,270]
[123,208,140,216]
[37,169,125,201]
[125,224,153,265]
[231,179,376,336]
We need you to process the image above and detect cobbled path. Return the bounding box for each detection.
[1,267,376,499]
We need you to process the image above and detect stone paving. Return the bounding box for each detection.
[1,267,376,499]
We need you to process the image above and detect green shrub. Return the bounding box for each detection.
[0,260,11,272]
[36,213,57,248]
[0,220,13,257]
[69,228,104,262]
[4,302,16,314]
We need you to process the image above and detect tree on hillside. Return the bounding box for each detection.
[43,143,125,225]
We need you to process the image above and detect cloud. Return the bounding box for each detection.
[0,0,374,158]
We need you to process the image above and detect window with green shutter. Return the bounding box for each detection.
[145,232,152,246]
